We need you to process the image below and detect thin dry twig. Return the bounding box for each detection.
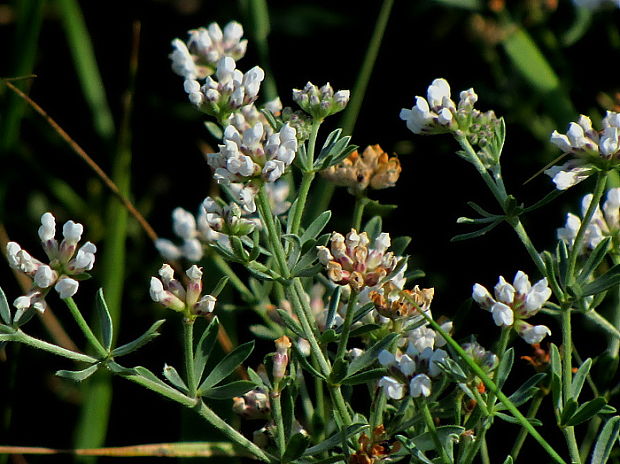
[2,79,158,243]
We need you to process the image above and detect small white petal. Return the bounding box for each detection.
[409,374,432,398]
[55,278,79,299]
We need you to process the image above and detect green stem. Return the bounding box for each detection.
[352,196,368,231]
[119,371,275,462]
[510,391,545,461]
[369,387,388,430]
[256,187,289,279]
[327,384,353,427]
[480,435,491,464]
[339,0,394,136]
[289,173,315,235]
[567,172,608,280]
[455,135,506,205]
[271,392,286,457]
[583,309,620,340]
[561,303,581,464]
[183,318,197,396]
[64,297,108,358]
[335,291,358,362]
[419,400,450,464]
[1,329,97,363]
[415,309,567,464]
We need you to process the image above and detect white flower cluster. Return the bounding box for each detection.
[203,196,257,236]
[150,264,216,316]
[292,82,350,120]
[400,78,480,135]
[472,271,552,344]
[170,21,247,80]
[155,182,291,263]
[228,98,282,134]
[378,326,449,399]
[207,121,297,187]
[7,212,96,314]
[558,188,620,251]
[546,112,620,190]
[184,57,265,115]
[155,207,223,262]
[316,229,400,292]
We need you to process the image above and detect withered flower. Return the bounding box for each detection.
[321,145,401,195]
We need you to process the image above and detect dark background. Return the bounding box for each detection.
[1,0,619,462]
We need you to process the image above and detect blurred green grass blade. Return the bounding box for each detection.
[340,0,394,136]
[245,0,278,101]
[308,0,394,220]
[501,27,576,127]
[0,0,45,154]
[57,0,115,140]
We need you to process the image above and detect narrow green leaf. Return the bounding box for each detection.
[451,219,501,242]
[204,121,223,139]
[324,286,341,330]
[560,398,579,426]
[571,358,592,400]
[390,236,411,256]
[303,423,368,456]
[347,333,399,377]
[294,263,323,277]
[300,210,332,243]
[363,216,382,242]
[329,358,349,384]
[111,320,165,358]
[282,432,310,462]
[505,373,546,408]
[581,264,620,296]
[502,456,514,464]
[193,317,220,384]
[95,289,113,351]
[291,342,325,380]
[286,198,301,235]
[163,364,188,394]
[565,397,607,427]
[341,368,386,385]
[291,248,319,277]
[0,287,11,325]
[410,426,466,451]
[577,238,611,285]
[319,329,338,344]
[557,240,570,288]
[200,380,256,399]
[276,308,304,338]
[550,343,562,410]
[495,412,542,426]
[591,416,620,464]
[198,341,254,392]
[349,323,381,338]
[495,348,514,390]
[56,364,100,382]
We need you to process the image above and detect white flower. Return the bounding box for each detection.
[409,374,432,398]
[34,265,57,289]
[378,376,405,400]
[55,278,79,299]
[398,354,417,377]
[7,212,96,313]
[38,212,56,242]
[491,302,514,326]
[518,322,552,344]
[378,349,397,367]
[154,238,183,261]
[400,78,458,134]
